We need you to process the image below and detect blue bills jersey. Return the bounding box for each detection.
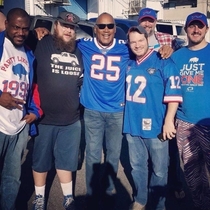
[123,50,182,138]
[78,37,129,112]
[172,44,210,125]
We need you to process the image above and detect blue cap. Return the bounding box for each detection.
[138,8,157,21]
[185,12,208,27]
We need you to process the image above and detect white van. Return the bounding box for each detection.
[156,21,187,45]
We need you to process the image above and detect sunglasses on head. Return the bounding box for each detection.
[96,23,115,29]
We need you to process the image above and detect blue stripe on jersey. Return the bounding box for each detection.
[78,38,129,112]
[123,51,182,138]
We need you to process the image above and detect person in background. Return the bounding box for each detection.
[172,12,210,210]
[31,11,83,210]
[124,25,182,210]
[0,8,42,210]
[138,7,181,58]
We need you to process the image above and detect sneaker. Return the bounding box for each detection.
[63,195,75,210]
[129,201,145,210]
[32,194,45,210]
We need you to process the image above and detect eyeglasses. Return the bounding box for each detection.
[96,23,115,30]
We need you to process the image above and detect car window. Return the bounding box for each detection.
[176,25,186,35]
[156,24,173,35]
[70,54,76,58]
[34,19,53,32]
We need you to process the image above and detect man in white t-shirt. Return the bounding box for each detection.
[0,8,42,210]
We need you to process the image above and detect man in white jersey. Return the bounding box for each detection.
[172,12,210,210]
[0,8,42,210]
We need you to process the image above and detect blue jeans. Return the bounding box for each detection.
[84,108,123,195]
[126,134,169,210]
[0,124,29,210]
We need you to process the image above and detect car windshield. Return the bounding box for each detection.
[176,25,186,35]
[156,24,173,35]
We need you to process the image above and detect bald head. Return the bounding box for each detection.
[0,11,6,32]
[96,12,115,25]
[94,12,116,47]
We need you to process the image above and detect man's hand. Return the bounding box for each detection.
[158,45,174,59]
[34,27,50,40]
[0,92,25,110]
[22,113,37,124]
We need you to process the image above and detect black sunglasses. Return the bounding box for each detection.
[96,23,115,29]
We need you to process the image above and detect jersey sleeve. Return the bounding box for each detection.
[161,58,183,103]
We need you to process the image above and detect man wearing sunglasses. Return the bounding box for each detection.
[77,12,130,208]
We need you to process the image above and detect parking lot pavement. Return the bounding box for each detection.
[16,137,194,210]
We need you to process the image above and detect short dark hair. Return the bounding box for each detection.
[127,25,148,42]
[7,8,30,23]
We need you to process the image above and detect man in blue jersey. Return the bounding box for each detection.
[124,25,182,210]
[172,12,210,210]
[77,12,129,207]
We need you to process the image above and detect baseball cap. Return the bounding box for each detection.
[185,12,208,27]
[138,7,157,21]
[57,11,80,27]
[127,25,148,38]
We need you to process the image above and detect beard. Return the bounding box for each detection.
[53,30,76,53]
[189,33,206,46]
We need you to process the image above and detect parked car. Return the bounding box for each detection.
[51,52,79,65]
[30,15,126,40]
[156,20,187,44]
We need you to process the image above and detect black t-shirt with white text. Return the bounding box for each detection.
[34,35,83,125]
